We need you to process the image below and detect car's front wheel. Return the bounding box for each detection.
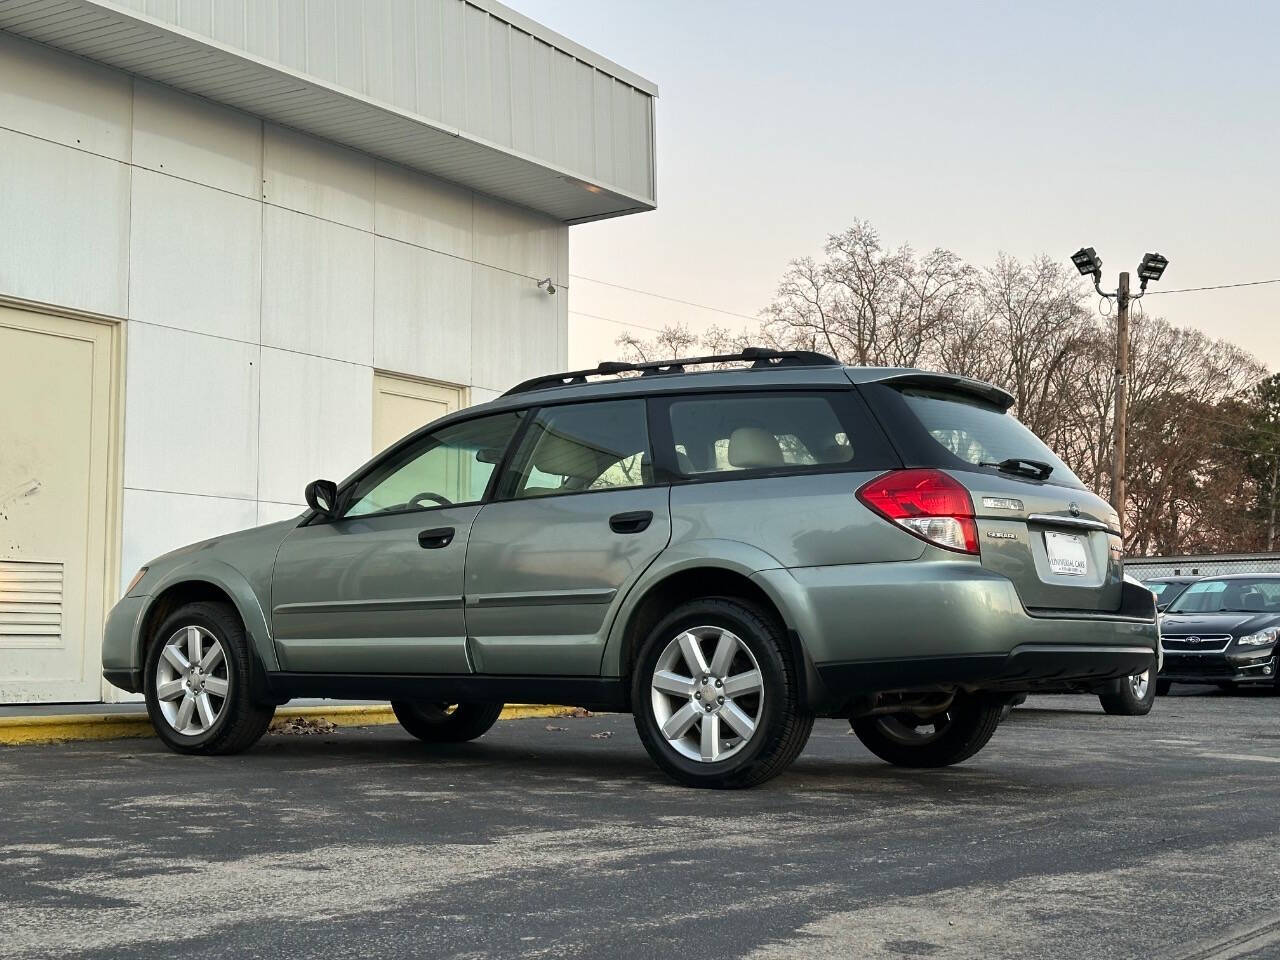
[144,601,275,755]
[1098,669,1157,716]
[632,597,813,789]
[850,694,1002,767]
[391,701,504,742]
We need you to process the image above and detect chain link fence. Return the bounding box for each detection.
[1125,553,1280,580]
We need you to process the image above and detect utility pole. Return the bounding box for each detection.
[1069,249,1168,545]
[1113,271,1130,533]
[1268,455,1278,552]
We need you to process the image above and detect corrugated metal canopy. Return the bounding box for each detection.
[0,0,656,223]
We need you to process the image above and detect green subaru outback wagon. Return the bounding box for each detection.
[103,348,1158,787]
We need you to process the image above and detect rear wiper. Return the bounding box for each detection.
[980,458,1053,481]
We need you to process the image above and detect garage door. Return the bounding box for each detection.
[372,373,462,454]
[0,306,117,703]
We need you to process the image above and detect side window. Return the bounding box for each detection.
[666,392,890,477]
[344,411,523,518]
[503,400,652,499]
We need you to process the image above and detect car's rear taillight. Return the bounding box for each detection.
[856,469,979,554]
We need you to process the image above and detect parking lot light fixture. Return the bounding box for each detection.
[1071,247,1103,283]
[1137,252,1169,290]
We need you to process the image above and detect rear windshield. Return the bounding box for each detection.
[893,387,1081,486]
[1166,578,1280,614]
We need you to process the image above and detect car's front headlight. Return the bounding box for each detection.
[125,566,149,595]
[1237,628,1278,647]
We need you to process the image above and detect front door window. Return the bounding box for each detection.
[344,411,523,518]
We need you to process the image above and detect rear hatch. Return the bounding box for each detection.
[859,375,1124,613]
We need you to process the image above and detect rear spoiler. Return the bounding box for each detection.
[872,372,1016,411]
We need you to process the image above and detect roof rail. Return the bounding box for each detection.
[501,347,840,396]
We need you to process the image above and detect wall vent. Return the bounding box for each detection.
[0,559,64,646]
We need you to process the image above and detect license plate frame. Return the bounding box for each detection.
[1044,531,1088,577]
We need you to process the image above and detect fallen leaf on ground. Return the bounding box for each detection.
[590,731,613,740]
[544,724,568,732]
[557,707,593,718]
[271,716,337,736]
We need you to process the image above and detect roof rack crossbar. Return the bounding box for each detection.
[501,347,840,396]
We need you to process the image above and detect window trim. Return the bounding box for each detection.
[491,397,660,504]
[648,388,900,485]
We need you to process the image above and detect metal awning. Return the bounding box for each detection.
[0,0,656,223]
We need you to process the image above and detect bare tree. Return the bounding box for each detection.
[612,217,1272,555]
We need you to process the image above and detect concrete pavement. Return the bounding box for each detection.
[1,687,1278,959]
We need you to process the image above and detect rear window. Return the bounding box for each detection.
[873,386,1082,487]
[664,391,896,477]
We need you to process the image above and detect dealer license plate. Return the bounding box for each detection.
[1045,531,1088,577]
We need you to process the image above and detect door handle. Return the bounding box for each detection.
[417,527,455,549]
[609,510,653,534]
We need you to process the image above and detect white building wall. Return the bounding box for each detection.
[0,31,569,596]
[105,0,658,205]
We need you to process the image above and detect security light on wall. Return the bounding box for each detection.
[538,277,557,295]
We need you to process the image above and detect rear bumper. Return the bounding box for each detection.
[1161,650,1277,686]
[816,644,1155,695]
[753,561,1158,708]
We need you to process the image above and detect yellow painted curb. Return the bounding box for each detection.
[0,703,579,746]
[0,714,156,746]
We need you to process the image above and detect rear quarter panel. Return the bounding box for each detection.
[666,473,925,568]
[599,472,926,675]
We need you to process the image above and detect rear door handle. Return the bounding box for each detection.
[418,527,455,549]
[609,510,653,534]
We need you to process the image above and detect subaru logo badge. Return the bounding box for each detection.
[1069,501,1080,517]
[1187,636,1201,645]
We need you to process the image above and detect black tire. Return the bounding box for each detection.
[631,597,813,789]
[1099,670,1157,716]
[850,694,1002,768]
[1156,678,1172,696]
[391,701,504,742]
[144,601,274,755]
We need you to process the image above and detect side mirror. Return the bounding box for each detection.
[304,479,339,519]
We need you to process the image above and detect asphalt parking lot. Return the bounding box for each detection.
[2,688,1278,960]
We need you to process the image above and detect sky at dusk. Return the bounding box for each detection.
[516,0,1280,372]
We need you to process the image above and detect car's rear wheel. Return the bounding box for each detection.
[632,597,812,789]
[144,601,274,755]
[391,701,504,742]
[1098,669,1157,716]
[850,694,1002,767]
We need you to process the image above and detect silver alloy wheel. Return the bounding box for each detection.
[650,625,764,763]
[1128,669,1151,700]
[154,625,230,737]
